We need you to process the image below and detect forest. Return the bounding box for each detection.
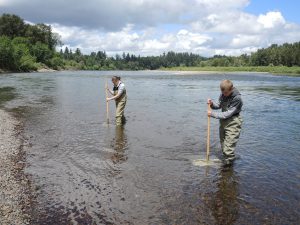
[0,14,299,73]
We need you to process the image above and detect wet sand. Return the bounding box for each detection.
[0,110,33,224]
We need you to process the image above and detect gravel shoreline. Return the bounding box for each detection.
[0,109,34,225]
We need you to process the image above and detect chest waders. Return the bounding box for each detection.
[114,86,127,126]
[219,99,243,161]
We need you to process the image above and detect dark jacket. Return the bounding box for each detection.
[211,88,243,119]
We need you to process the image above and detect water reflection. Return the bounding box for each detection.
[111,127,128,164]
[210,167,239,225]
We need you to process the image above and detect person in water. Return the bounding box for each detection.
[106,76,127,126]
[207,80,243,166]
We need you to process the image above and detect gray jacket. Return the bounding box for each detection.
[211,88,243,119]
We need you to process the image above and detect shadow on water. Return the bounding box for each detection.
[159,163,240,225]
[111,127,128,164]
[208,167,239,225]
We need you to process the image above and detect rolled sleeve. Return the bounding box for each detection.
[117,83,125,95]
[211,95,222,109]
[211,101,221,109]
[211,95,242,119]
[211,107,237,119]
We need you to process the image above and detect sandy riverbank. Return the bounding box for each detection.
[0,109,33,225]
[156,70,223,74]
[158,66,300,76]
[37,68,57,73]
[0,69,11,74]
[155,70,272,76]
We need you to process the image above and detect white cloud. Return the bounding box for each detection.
[230,35,261,48]
[194,0,250,11]
[215,46,258,56]
[2,0,300,56]
[0,0,189,30]
[174,29,212,51]
[191,11,261,35]
[0,0,252,30]
[189,10,300,55]
[257,11,285,29]
[53,24,212,56]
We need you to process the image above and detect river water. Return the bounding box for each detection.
[0,71,299,225]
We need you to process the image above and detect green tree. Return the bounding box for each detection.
[0,36,14,70]
[18,54,37,71]
[49,55,64,70]
[12,40,36,71]
[0,14,26,38]
[31,42,53,63]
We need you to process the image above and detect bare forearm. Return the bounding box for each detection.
[107,89,114,95]
[108,93,121,101]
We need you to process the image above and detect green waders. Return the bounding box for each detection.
[219,115,243,161]
[218,97,243,161]
[114,89,127,126]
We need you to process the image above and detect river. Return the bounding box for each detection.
[0,71,299,225]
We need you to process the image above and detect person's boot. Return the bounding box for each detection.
[222,156,235,167]
[223,159,233,167]
[121,116,126,125]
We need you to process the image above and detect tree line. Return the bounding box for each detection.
[0,14,61,71]
[0,14,299,72]
[59,48,205,70]
[57,42,300,70]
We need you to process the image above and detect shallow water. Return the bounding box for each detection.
[0,71,299,224]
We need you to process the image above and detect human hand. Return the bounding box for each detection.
[207,110,212,117]
[207,99,213,105]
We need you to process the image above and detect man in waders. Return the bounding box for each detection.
[106,76,127,126]
[207,80,243,167]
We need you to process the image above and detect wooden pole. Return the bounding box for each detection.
[105,80,109,124]
[206,104,211,161]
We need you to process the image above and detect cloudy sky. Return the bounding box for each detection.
[1,0,300,56]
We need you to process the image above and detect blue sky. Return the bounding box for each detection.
[246,0,300,23]
[0,0,299,56]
